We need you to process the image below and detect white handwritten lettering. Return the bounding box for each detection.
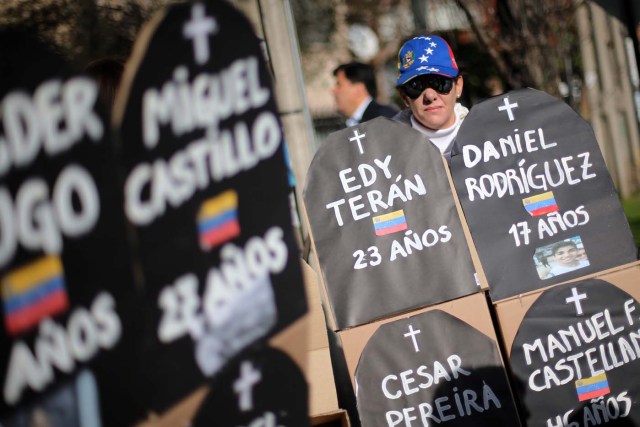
[462,128,556,168]
[3,292,120,405]
[0,165,100,269]
[0,77,102,177]
[465,153,596,202]
[125,112,280,226]
[142,57,269,149]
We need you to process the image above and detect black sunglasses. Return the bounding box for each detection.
[402,75,457,99]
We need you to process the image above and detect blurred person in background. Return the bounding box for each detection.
[332,61,398,127]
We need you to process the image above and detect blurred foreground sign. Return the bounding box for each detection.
[0,28,142,426]
[114,0,307,421]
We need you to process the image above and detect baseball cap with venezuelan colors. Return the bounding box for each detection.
[397,35,459,86]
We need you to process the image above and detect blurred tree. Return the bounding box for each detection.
[293,0,582,108]
[0,0,168,68]
[455,0,581,101]
[290,0,335,48]
[293,0,413,105]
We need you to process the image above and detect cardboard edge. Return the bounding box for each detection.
[490,260,640,306]
[269,313,310,375]
[338,292,499,387]
[299,198,339,332]
[495,261,640,357]
[134,386,209,427]
[301,259,330,350]
[311,408,351,427]
[112,5,167,128]
[442,154,489,290]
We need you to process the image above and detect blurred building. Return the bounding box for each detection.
[577,0,640,198]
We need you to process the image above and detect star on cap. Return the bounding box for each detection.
[419,54,429,62]
[425,47,434,55]
[429,41,437,47]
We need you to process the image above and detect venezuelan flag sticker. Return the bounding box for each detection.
[372,209,408,236]
[2,256,70,336]
[523,191,559,217]
[576,373,610,401]
[197,190,241,250]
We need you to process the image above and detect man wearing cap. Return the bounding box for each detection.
[393,35,467,158]
[332,61,399,127]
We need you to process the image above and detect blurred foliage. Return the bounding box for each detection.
[0,0,170,69]
[456,0,581,98]
[289,0,335,48]
[622,195,640,248]
[0,0,583,104]
[292,0,583,109]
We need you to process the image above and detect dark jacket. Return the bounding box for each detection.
[361,99,399,122]
[391,108,412,125]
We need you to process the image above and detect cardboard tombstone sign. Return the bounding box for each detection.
[450,88,637,301]
[304,117,479,330]
[355,310,521,426]
[0,29,143,425]
[113,0,307,412]
[509,279,640,426]
[191,347,309,426]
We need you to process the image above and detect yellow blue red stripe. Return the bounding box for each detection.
[576,373,610,401]
[2,256,69,335]
[523,191,558,217]
[198,190,240,249]
[373,209,407,236]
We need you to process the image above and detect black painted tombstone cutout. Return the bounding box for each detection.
[510,279,640,426]
[355,310,521,426]
[303,117,479,330]
[450,88,637,301]
[114,0,307,413]
[192,347,309,426]
[0,29,143,425]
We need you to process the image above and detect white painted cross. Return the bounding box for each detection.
[349,129,366,154]
[565,287,588,315]
[233,361,262,411]
[404,324,421,352]
[498,96,519,121]
[183,3,218,65]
